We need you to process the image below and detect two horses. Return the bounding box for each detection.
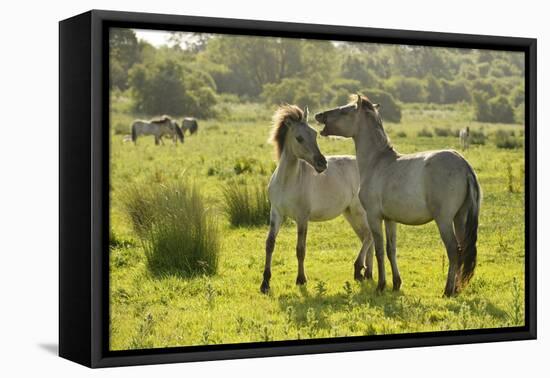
[131,115,184,145]
[260,105,374,294]
[263,98,480,297]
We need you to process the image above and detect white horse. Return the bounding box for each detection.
[459,127,470,150]
[131,115,184,145]
[260,105,374,294]
[315,95,481,296]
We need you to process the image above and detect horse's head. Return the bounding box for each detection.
[272,105,327,173]
[286,106,327,173]
[315,94,380,138]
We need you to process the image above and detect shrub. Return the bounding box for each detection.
[434,127,453,137]
[362,88,402,123]
[122,182,220,277]
[494,129,522,149]
[222,181,270,227]
[396,131,407,138]
[417,128,433,138]
[470,129,487,145]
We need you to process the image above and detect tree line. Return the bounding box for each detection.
[110,28,525,123]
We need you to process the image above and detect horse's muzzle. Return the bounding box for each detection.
[314,155,328,173]
[314,112,326,124]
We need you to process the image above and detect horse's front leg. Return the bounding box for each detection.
[295,221,308,286]
[385,220,402,291]
[367,214,386,292]
[260,209,282,294]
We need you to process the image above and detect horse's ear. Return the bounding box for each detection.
[304,106,309,121]
[355,94,362,109]
[373,103,381,111]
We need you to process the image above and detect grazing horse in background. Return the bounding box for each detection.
[131,115,184,145]
[315,95,481,296]
[260,105,374,294]
[182,117,199,135]
[459,127,470,150]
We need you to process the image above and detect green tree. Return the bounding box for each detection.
[441,80,471,103]
[129,57,217,117]
[109,28,140,89]
[472,91,492,122]
[361,89,401,123]
[385,77,426,103]
[425,75,443,103]
[340,54,380,88]
[488,96,515,123]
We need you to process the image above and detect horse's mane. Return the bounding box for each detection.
[150,115,172,124]
[350,94,394,152]
[269,105,304,160]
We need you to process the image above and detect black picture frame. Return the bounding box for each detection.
[59,9,537,368]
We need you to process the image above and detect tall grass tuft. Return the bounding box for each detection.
[121,182,220,277]
[222,180,270,227]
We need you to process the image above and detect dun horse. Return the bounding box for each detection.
[131,115,184,145]
[315,95,481,296]
[182,117,199,135]
[261,105,374,294]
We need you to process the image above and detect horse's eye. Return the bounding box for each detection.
[296,136,304,143]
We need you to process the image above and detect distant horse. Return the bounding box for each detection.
[181,117,198,135]
[459,127,470,150]
[131,115,184,145]
[316,95,481,296]
[260,105,374,294]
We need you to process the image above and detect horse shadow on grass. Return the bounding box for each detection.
[276,280,511,333]
[276,281,407,332]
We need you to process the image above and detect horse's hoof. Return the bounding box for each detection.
[354,273,365,282]
[393,277,402,291]
[376,282,386,293]
[260,281,270,294]
[296,275,307,286]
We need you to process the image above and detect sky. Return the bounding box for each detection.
[134,29,175,47]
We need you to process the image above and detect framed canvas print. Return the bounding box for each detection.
[59,10,537,368]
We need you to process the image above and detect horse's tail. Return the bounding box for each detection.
[460,163,481,287]
[131,123,137,143]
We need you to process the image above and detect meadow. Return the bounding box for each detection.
[109,101,525,350]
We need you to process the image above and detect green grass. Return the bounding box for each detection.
[109,102,525,350]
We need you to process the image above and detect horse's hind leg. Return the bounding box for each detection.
[435,218,460,297]
[384,220,402,291]
[260,209,282,294]
[343,207,374,281]
[295,220,308,286]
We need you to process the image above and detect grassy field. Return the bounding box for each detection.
[109,101,525,350]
